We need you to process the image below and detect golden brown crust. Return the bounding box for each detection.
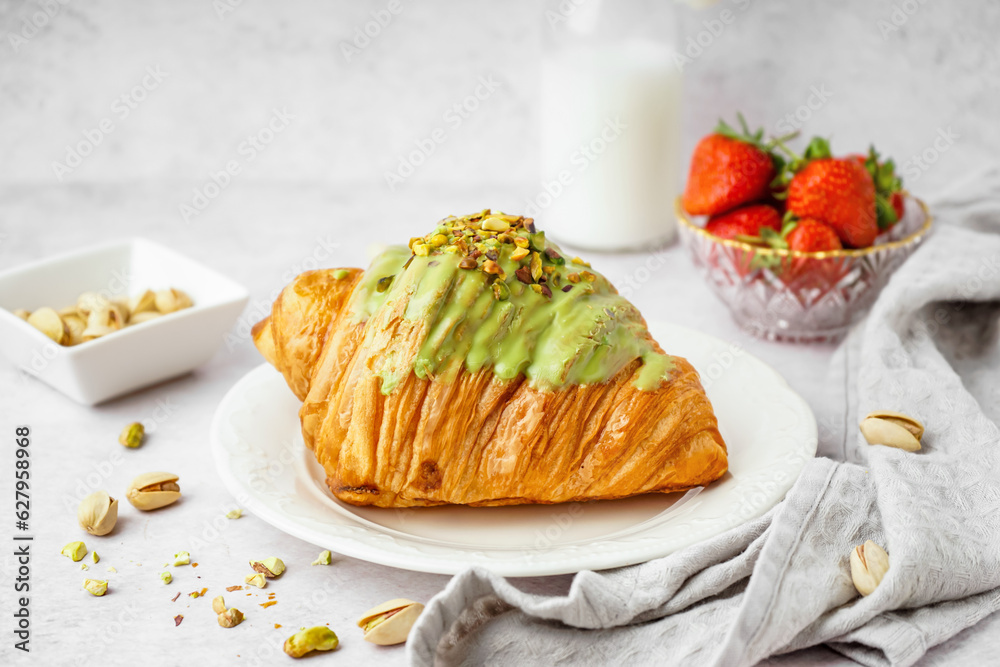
[254,268,728,508]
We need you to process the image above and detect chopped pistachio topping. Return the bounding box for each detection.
[173,551,191,566]
[404,210,568,300]
[226,508,243,520]
[160,572,172,584]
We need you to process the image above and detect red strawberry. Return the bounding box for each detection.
[785,218,843,252]
[786,155,877,248]
[683,116,780,216]
[890,191,905,221]
[705,205,782,241]
[779,218,847,287]
[846,147,904,228]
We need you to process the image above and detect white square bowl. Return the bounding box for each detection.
[0,238,249,405]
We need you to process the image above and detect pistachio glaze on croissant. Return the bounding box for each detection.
[253,211,727,508]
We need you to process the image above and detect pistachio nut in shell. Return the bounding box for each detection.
[27,307,68,344]
[62,312,87,345]
[850,540,890,596]
[863,410,924,440]
[283,626,339,658]
[357,598,424,646]
[860,417,921,452]
[76,291,110,315]
[128,311,162,326]
[126,472,181,510]
[155,288,193,314]
[77,490,118,536]
[129,289,157,314]
[82,304,126,338]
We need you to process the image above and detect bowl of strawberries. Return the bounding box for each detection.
[677,115,932,343]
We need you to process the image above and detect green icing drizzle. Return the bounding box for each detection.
[347,213,674,394]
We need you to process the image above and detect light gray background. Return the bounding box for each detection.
[1,1,998,665]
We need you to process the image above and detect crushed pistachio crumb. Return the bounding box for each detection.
[311,550,332,566]
[226,509,243,520]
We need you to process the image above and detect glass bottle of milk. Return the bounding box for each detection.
[537,0,682,251]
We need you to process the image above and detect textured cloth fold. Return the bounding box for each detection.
[408,170,1000,667]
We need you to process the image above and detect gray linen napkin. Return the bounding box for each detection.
[408,169,1000,667]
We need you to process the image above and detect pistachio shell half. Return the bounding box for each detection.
[357,598,424,646]
[126,472,181,510]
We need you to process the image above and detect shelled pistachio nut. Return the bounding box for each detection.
[154,288,193,314]
[126,472,181,510]
[119,422,145,449]
[27,307,68,344]
[212,595,228,615]
[283,626,339,658]
[83,579,108,596]
[218,607,245,628]
[249,557,285,578]
[357,599,424,646]
[244,573,266,588]
[77,491,118,536]
[850,540,890,596]
[61,541,88,562]
[860,411,923,452]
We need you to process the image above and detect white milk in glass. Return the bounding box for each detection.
[538,41,682,251]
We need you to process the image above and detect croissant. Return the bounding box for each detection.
[253,211,727,508]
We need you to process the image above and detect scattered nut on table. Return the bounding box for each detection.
[173,551,191,566]
[212,596,245,628]
[860,411,924,452]
[77,490,118,536]
[119,422,145,449]
[83,579,108,597]
[244,573,266,588]
[283,626,339,658]
[18,287,192,346]
[126,472,181,510]
[850,540,890,596]
[61,541,88,562]
[357,598,425,646]
[249,557,285,578]
[311,550,332,566]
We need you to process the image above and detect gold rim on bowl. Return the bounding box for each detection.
[674,196,933,259]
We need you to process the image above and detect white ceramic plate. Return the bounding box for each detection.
[211,322,816,576]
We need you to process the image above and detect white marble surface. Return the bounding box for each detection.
[2,1,999,665]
